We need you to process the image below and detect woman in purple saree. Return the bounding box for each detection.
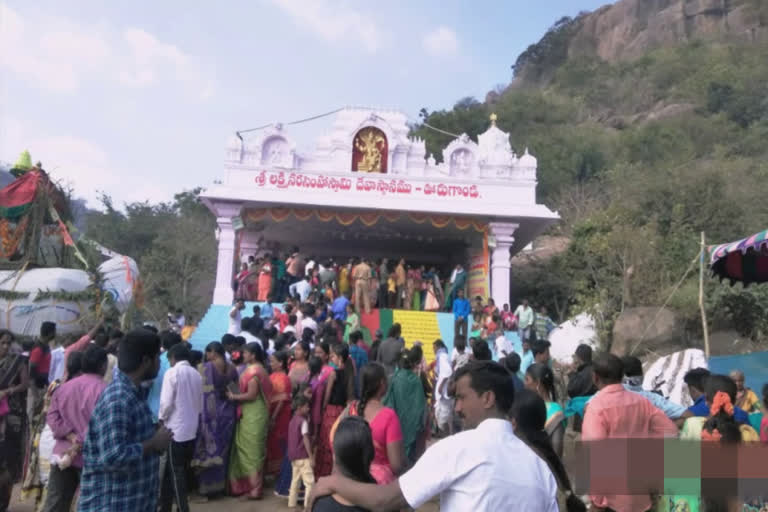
[192,342,238,500]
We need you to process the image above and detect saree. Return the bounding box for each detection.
[243,272,259,302]
[424,285,440,312]
[228,363,272,498]
[192,362,238,496]
[21,380,60,510]
[329,402,402,484]
[339,267,350,296]
[383,368,426,460]
[288,361,310,391]
[1,353,26,511]
[343,313,359,343]
[234,270,250,300]
[266,371,292,476]
[545,401,566,429]
[257,264,272,302]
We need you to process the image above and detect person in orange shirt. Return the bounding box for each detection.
[581,353,678,512]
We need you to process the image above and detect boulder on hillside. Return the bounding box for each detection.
[611,306,686,356]
[510,235,570,267]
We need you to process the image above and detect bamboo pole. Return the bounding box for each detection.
[699,231,711,359]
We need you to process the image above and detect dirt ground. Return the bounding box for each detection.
[8,484,440,511]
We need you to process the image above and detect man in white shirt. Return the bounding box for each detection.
[310,360,558,511]
[433,340,453,435]
[494,332,514,359]
[228,299,245,335]
[240,318,263,349]
[514,299,534,343]
[305,256,316,276]
[158,344,203,512]
[300,304,318,334]
[48,340,66,384]
[283,314,298,336]
[289,276,312,302]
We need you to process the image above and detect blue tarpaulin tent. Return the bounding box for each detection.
[708,350,768,399]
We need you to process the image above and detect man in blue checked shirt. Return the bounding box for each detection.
[78,329,173,512]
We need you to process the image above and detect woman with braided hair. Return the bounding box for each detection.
[511,389,586,512]
[680,374,759,442]
[346,363,404,484]
[525,363,566,458]
[315,344,355,478]
[677,375,762,512]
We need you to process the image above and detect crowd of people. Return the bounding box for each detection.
[233,247,479,314]
[0,290,767,512]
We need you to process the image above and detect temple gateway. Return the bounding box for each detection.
[200,107,559,307]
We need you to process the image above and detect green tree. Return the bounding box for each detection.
[85,189,216,322]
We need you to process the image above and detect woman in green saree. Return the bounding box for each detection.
[343,303,359,344]
[383,346,427,463]
[227,342,272,500]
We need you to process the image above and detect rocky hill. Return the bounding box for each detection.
[514,0,768,84]
[572,0,767,62]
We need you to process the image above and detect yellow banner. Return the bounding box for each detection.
[392,310,442,362]
[468,249,489,300]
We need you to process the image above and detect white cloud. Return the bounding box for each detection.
[0,4,213,98]
[268,0,386,53]
[0,117,174,209]
[422,26,459,57]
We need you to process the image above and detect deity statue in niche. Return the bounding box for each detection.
[352,127,388,173]
[262,137,288,167]
[450,149,472,176]
[269,144,284,164]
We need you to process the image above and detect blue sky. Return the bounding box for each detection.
[0,0,610,208]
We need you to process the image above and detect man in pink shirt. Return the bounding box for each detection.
[582,353,678,512]
[44,345,108,512]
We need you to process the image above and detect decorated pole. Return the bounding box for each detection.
[699,231,710,359]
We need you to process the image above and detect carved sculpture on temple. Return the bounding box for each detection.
[352,127,388,173]
[224,107,537,183]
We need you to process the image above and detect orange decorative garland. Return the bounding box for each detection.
[0,216,29,259]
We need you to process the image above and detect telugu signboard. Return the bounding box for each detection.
[253,170,483,199]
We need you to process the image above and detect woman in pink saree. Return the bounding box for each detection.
[334,363,405,484]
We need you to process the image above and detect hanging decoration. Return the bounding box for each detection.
[244,207,487,232]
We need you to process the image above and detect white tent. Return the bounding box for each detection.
[549,312,598,364]
[0,254,139,336]
[643,348,707,407]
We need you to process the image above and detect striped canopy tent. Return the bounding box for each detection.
[708,229,768,286]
